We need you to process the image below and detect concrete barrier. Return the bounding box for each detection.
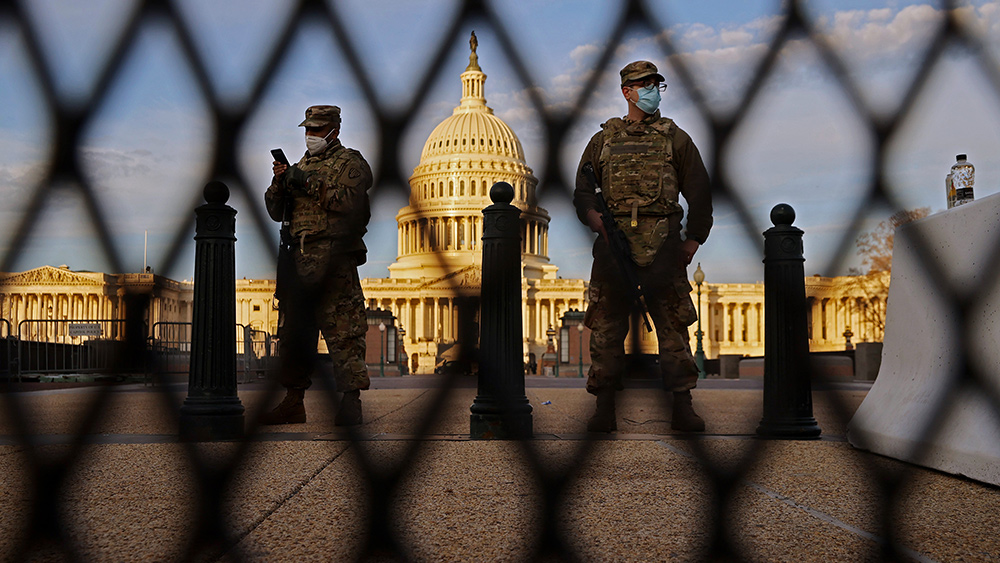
[719,354,742,379]
[738,356,853,379]
[847,194,1000,486]
[853,342,882,381]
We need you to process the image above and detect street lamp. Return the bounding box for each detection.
[546,325,557,377]
[378,321,386,377]
[693,263,706,379]
[577,322,585,377]
[398,326,406,374]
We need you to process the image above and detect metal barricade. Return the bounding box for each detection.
[147,321,194,382]
[1,319,13,381]
[148,321,274,384]
[15,319,127,379]
[239,326,274,383]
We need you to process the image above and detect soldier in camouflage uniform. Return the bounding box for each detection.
[574,61,713,433]
[262,105,373,426]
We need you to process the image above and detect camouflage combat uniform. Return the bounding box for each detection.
[265,108,373,393]
[574,109,712,394]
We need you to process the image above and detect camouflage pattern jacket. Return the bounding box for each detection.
[265,139,373,263]
[574,110,712,266]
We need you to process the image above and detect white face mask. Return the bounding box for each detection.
[305,129,335,155]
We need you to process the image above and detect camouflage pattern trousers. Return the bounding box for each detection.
[276,239,370,392]
[584,234,699,394]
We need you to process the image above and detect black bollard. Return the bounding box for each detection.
[470,182,532,439]
[756,204,821,439]
[179,181,245,441]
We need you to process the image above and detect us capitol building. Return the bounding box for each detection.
[358,36,587,372]
[0,37,887,370]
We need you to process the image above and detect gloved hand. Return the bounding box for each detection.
[284,165,311,195]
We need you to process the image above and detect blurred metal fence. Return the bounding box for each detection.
[147,321,275,383]
[0,318,13,379]
[1,0,999,561]
[15,319,127,378]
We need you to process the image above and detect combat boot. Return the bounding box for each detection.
[586,388,617,433]
[260,388,306,425]
[335,390,363,426]
[671,390,705,432]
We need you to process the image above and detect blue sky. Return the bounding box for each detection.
[2,0,1000,284]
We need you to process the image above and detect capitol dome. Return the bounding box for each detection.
[363,33,587,374]
[388,32,554,281]
[418,92,525,163]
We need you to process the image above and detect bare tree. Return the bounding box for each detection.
[848,207,930,339]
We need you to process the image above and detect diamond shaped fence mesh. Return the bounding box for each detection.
[1,0,1000,561]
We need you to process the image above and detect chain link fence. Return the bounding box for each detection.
[2,0,999,561]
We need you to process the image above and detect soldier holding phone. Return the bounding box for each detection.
[262,105,373,426]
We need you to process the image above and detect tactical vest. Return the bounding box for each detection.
[290,146,361,240]
[598,117,681,266]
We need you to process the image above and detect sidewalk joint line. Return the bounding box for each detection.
[656,440,940,563]
[222,443,353,559]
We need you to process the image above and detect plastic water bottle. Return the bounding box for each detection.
[951,154,975,207]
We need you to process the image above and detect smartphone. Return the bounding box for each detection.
[270,148,289,165]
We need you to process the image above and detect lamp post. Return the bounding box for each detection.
[693,263,706,379]
[577,323,585,377]
[378,321,386,377]
[546,325,557,377]
[398,326,406,374]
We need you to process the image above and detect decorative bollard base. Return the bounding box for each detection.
[179,398,245,442]
[470,398,533,440]
[756,416,821,440]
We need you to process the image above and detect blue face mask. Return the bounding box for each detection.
[634,84,661,114]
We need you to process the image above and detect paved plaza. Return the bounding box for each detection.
[0,377,998,562]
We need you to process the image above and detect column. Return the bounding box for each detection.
[752,302,762,344]
[447,298,454,341]
[534,298,541,342]
[522,300,529,339]
[432,298,440,341]
[416,298,425,341]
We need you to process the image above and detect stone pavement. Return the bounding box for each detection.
[0,377,998,562]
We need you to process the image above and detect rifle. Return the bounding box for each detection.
[271,149,296,304]
[581,162,653,333]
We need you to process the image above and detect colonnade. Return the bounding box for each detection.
[706,301,764,347]
[522,296,584,344]
[397,216,549,257]
[691,283,886,357]
[808,296,884,348]
[367,293,584,346]
[521,220,548,256]
[236,297,276,334]
[399,216,483,254]
[2,292,115,330]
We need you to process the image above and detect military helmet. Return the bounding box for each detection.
[620,60,666,86]
[299,105,341,128]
